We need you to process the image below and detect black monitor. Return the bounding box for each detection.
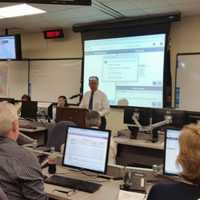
[21,101,38,120]
[48,103,57,120]
[185,111,200,124]
[152,108,186,128]
[164,128,182,176]
[63,126,111,174]
[0,98,15,104]
[124,107,152,126]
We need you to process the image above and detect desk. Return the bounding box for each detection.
[114,136,164,168]
[43,166,120,200]
[20,127,48,145]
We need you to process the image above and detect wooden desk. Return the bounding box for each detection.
[20,127,48,145]
[114,136,164,168]
[43,166,120,200]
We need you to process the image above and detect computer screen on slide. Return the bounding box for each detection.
[164,128,182,175]
[83,33,166,108]
[63,126,111,174]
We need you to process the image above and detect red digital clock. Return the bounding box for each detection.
[44,29,64,39]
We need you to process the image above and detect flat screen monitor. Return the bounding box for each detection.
[21,101,38,119]
[124,107,152,126]
[185,111,200,124]
[164,128,182,176]
[0,35,22,60]
[83,33,166,108]
[152,108,186,128]
[63,126,111,174]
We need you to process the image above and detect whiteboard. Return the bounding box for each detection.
[30,59,82,103]
[0,61,28,99]
[176,54,200,111]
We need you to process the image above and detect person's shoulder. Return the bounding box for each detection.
[15,145,38,164]
[147,182,176,200]
[97,90,107,97]
[149,181,186,196]
[151,181,180,190]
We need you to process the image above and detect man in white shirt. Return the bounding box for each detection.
[80,76,110,129]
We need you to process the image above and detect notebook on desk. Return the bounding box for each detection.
[118,190,146,200]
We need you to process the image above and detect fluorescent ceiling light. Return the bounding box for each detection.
[0,3,46,19]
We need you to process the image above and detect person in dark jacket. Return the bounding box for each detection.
[147,124,200,200]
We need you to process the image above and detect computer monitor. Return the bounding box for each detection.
[37,102,52,118]
[152,108,186,128]
[124,107,152,126]
[164,128,182,176]
[21,101,38,119]
[185,111,200,124]
[63,126,111,174]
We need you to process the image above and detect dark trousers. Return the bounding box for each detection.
[100,117,107,130]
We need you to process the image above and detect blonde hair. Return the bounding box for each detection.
[0,102,18,136]
[177,124,200,184]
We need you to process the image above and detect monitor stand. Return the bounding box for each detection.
[128,126,139,139]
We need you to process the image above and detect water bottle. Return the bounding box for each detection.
[48,147,57,174]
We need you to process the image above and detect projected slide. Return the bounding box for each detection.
[83,34,166,108]
[0,36,16,59]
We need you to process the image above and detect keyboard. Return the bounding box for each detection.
[45,175,102,193]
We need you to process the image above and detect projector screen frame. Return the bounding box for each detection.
[2,0,91,5]
[81,25,170,109]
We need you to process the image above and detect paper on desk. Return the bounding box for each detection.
[118,190,146,200]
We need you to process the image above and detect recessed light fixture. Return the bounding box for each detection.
[0,3,46,19]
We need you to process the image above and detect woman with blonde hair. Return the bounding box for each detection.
[147,124,200,200]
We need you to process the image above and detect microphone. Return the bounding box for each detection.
[69,93,82,99]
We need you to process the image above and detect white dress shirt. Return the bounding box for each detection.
[80,90,110,117]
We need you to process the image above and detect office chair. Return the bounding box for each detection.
[47,121,76,152]
[0,187,8,200]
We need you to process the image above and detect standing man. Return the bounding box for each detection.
[80,76,110,130]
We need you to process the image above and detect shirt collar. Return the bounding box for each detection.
[0,136,16,144]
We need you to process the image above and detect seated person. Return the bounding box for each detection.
[52,96,68,122]
[21,94,31,102]
[0,102,47,200]
[85,110,101,128]
[57,95,68,108]
[85,111,116,164]
[147,124,200,200]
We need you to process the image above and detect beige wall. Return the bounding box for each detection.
[20,16,200,134]
[22,29,82,59]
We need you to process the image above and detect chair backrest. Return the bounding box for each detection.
[47,121,76,152]
[0,187,8,200]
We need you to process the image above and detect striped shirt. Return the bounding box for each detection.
[0,136,47,200]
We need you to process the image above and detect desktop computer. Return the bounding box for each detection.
[21,101,38,120]
[45,126,111,193]
[152,108,186,128]
[164,128,182,176]
[185,111,200,124]
[124,107,152,139]
[37,102,53,120]
[124,107,152,126]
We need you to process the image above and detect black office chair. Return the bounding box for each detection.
[47,121,76,152]
[0,187,8,200]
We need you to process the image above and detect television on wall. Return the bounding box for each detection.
[0,35,22,60]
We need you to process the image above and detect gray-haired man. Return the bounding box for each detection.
[0,102,47,200]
